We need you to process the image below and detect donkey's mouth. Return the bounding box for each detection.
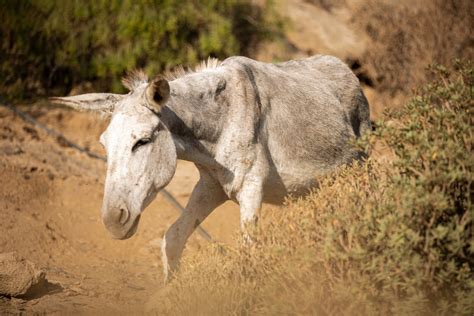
[118,214,141,240]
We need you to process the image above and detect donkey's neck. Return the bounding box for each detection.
[161,71,228,167]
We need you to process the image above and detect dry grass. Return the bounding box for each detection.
[147,61,473,315]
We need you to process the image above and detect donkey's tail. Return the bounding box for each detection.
[358,89,372,136]
[350,89,372,138]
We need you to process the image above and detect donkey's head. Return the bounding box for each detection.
[51,71,176,239]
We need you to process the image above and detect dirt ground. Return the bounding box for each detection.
[0,105,244,314]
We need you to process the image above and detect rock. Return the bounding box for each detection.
[278,0,368,61]
[1,144,24,156]
[0,252,46,298]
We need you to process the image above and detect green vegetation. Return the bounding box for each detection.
[0,0,281,98]
[149,61,473,315]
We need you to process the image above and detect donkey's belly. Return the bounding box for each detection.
[262,165,320,204]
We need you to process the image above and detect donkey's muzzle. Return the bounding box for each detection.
[102,205,141,240]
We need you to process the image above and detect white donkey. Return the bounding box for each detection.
[52,55,371,280]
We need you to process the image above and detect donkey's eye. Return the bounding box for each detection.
[132,137,152,152]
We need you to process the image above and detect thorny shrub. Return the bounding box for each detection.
[149,61,473,315]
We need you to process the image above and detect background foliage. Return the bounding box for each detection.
[0,0,281,98]
[148,61,473,315]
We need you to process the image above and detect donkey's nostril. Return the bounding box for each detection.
[118,208,130,225]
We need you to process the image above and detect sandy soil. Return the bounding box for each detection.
[0,105,242,314]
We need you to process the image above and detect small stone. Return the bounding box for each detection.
[1,145,24,156]
[0,252,46,298]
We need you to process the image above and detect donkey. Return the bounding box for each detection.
[51,55,371,280]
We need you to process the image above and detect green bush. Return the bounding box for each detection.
[0,0,281,98]
[148,61,473,315]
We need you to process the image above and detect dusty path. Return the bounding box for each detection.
[0,105,240,314]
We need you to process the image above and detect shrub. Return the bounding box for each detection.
[148,61,473,315]
[0,0,282,98]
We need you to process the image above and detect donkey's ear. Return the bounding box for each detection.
[145,76,170,111]
[49,93,123,115]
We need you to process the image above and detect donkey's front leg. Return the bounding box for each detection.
[161,171,226,282]
[236,177,263,243]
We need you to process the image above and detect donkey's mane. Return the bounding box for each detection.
[121,69,148,91]
[164,57,222,81]
[121,58,222,90]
